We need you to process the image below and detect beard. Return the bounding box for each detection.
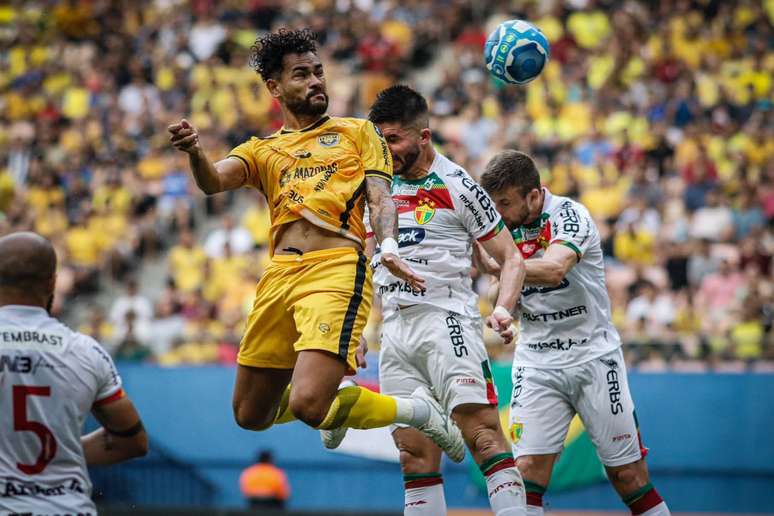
[286,90,329,118]
[505,204,532,230]
[394,145,421,176]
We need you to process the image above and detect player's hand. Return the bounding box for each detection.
[168,119,201,154]
[497,320,520,345]
[474,243,501,275]
[486,307,516,344]
[381,253,425,291]
[355,336,368,369]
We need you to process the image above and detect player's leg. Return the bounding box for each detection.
[232,260,298,430]
[431,310,525,514]
[232,365,293,430]
[577,349,670,515]
[378,314,448,515]
[393,428,446,515]
[454,404,526,515]
[510,365,576,515]
[289,250,463,458]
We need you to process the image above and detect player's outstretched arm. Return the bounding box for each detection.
[82,396,148,466]
[524,243,578,286]
[365,176,425,290]
[480,230,526,343]
[168,119,247,195]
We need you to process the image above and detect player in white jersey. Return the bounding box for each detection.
[477,151,670,516]
[0,232,148,516]
[323,86,528,516]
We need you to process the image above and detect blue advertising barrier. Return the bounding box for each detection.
[101,363,774,513]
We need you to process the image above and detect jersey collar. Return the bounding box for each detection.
[280,115,331,134]
[0,304,49,317]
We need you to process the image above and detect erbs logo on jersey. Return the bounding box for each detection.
[398,227,426,247]
[460,176,497,223]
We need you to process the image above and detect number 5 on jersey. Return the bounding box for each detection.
[13,385,57,474]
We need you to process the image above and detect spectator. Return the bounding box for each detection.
[204,214,253,258]
[239,450,290,510]
[109,278,153,330]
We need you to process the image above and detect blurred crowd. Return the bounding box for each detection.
[1,0,772,370]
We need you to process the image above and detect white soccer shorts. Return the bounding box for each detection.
[379,304,498,416]
[509,347,646,467]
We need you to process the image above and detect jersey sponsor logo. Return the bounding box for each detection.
[0,355,55,374]
[459,176,498,223]
[612,433,632,442]
[414,199,435,225]
[522,305,588,322]
[445,313,468,357]
[457,193,485,228]
[404,256,429,265]
[606,365,623,415]
[377,280,426,297]
[393,184,420,196]
[524,336,588,352]
[522,278,570,297]
[292,149,312,159]
[559,201,582,235]
[0,331,64,349]
[450,168,465,178]
[397,227,426,247]
[313,164,339,192]
[1,476,85,498]
[317,133,340,147]
[287,190,304,204]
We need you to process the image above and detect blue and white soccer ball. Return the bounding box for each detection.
[484,19,550,85]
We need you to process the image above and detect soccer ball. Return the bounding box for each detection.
[484,19,550,85]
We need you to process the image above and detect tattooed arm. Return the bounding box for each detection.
[82,397,148,465]
[365,177,424,289]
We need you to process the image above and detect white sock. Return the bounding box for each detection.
[526,505,544,516]
[638,501,671,516]
[483,457,526,516]
[395,397,429,426]
[404,475,446,515]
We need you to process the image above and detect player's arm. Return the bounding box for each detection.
[523,243,578,286]
[480,229,525,313]
[168,119,247,194]
[366,176,424,289]
[82,396,148,466]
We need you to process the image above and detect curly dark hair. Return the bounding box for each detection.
[249,28,318,82]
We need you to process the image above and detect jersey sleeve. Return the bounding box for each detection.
[550,200,595,258]
[358,120,393,182]
[227,138,263,190]
[85,338,125,407]
[453,170,506,241]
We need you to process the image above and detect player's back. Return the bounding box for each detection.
[0,304,122,515]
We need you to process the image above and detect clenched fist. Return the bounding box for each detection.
[168,119,200,154]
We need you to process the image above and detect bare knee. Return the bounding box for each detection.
[453,405,509,464]
[288,387,332,428]
[516,454,556,486]
[232,400,274,431]
[394,429,441,474]
[607,459,649,496]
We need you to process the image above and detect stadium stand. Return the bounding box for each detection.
[1,0,771,374]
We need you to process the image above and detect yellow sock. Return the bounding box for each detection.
[317,386,398,430]
[273,385,295,424]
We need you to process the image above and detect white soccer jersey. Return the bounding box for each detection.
[371,152,505,317]
[0,305,124,515]
[512,189,621,369]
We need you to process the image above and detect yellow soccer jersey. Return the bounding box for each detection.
[227,116,393,254]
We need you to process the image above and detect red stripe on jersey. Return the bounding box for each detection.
[93,388,125,407]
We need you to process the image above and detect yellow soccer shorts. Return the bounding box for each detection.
[238,247,372,372]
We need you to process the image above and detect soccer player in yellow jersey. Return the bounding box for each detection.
[168,28,464,461]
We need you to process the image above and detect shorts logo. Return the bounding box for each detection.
[456,377,477,385]
[509,422,524,444]
[414,199,435,225]
[318,323,331,334]
[607,368,623,415]
[293,149,312,159]
[317,133,340,147]
[445,313,467,357]
[511,367,524,408]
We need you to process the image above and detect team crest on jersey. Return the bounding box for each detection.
[414,199,435,225]
[317,133,340,147]
[510,422,524,444]
[293,149,312,159]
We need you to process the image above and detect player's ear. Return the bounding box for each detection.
[265,78,282,98]
[419,128,432,145]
